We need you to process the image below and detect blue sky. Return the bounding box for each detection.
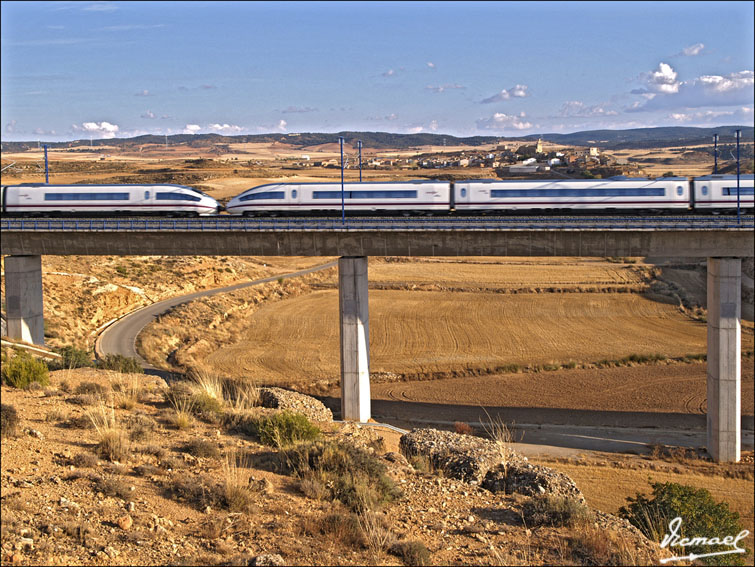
[1,1,753,142]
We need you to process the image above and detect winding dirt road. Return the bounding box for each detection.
[96,261,337,367]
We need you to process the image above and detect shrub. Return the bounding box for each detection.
[619,481,748,566]
[96,354,142,374]
[453,421,473,435]
[75,381,108,396]
[287,440,401,512]
[1,404,21,438]
[2,350,50,389]
[181,439,220,459]
[389,540,431,566]
[524,494,593,527]
[49,346,94,370]
[251,411,321,448]
[72,452,99,468]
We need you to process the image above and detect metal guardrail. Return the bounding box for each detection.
[0,215,753,231]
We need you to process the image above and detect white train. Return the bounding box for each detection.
[0,183,221,216]
[692,174,755,211]
[225,180,450,215]
[226,175,754,216]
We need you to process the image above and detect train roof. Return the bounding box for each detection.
[694,174,754,181]
[238,179,449,193]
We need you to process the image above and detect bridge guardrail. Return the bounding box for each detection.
[1,215,753,231]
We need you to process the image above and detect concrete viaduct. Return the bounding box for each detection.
[2,220,753,462]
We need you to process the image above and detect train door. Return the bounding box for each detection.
[141,187,154,213]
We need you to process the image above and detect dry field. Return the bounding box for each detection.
[203,288,716,385]
[370,257,651,291]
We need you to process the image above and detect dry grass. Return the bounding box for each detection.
[481,408,515,470]
[358,510,395,556]
[85,399,129,462]
[110,373,141,410]
[221,450,260,513]
[167,395,195,430]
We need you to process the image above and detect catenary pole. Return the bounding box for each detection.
[340,136,345,224]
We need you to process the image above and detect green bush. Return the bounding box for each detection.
[2,350,50,389]
[619,481,748,566]
[252,411,321,448]
[49,346,94,370]
[287,440,401,512]
[96,354,142,374]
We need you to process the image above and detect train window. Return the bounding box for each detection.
[701,186,708,196]
[292,190,298,199]
[145,191,150,200]
[490,187,665,198]
[312,190,417,199]
[460,188,467,197]
[723,187,755,196]
[44,192,129,200]
[676,186,684,196]
[239,191,286,201]
[156,192,201,202]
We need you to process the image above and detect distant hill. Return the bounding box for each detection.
[521,126,754,150]
[2,126,752,153]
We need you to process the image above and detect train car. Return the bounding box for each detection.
[225,180,451,216]
[692,174,754,212]
[0,183,221,216]
[452,177,691,213]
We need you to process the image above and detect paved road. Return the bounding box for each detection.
[96,261,338,368]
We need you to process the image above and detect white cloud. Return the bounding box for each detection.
[183,124,201,134]
[429,120,439,131]
[141,111,156,119]
[382,69,396,77]
[277,120,287,132]
[101,24,166,32]
[697,70,754,93]
[72,121,119,138]
[670,106,753,124]
[476,112,533,131]
[82,2,118,12]
[33,127,57,135]
[481,84,529,103]
[426,84,465,93]
[407,126,424,134]
[682,43,705,56]
[559,101,618,117]
[5,120,18,133]
[427,62,436,69]
[281,106,318,114]
[385,113,398,121]
[648,62,680,94]
[208,123,244,133]
[629,68,754,111]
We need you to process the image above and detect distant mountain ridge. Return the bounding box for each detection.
[2,126,752,153]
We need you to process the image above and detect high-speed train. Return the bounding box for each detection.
[225,174,754,216]
[0,183,222,216]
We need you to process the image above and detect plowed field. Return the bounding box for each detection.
[369,257,649,289]
[204,289,715,384]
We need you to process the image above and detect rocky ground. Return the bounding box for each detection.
[1,366,672,566]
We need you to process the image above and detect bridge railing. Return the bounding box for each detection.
[1,216,753,231]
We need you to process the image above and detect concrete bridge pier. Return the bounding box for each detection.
[339,256,371,422]
[5,255,45,346]
[707,257,742,462]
